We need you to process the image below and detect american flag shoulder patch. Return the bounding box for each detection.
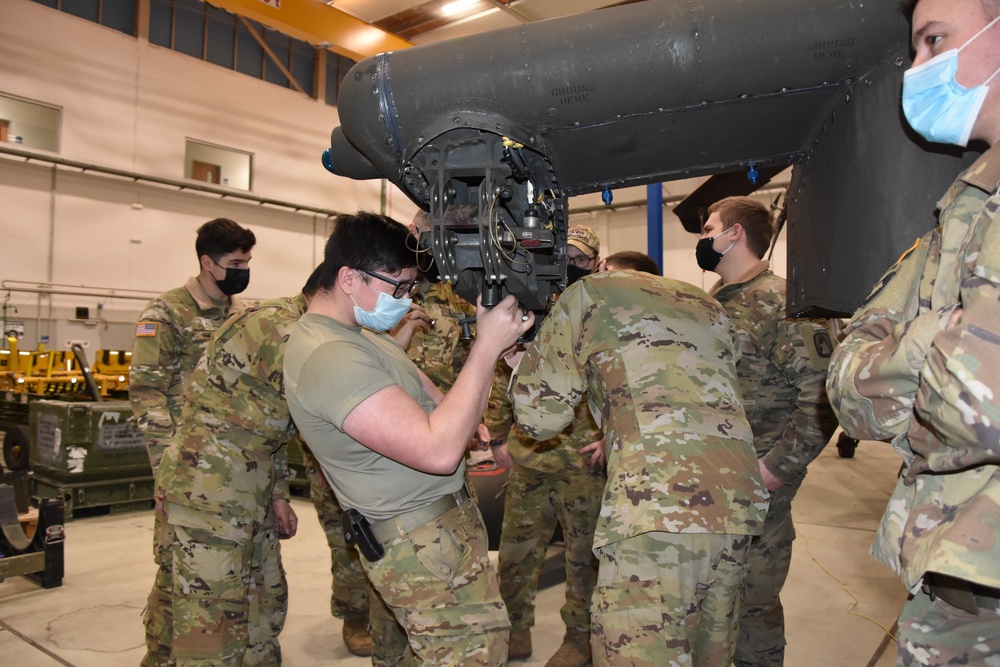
[135,322,158,337]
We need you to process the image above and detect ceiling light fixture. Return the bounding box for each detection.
[441,0,482,17]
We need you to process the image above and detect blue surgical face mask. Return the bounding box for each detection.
[902,15,1000,147]
[351,281,412,331]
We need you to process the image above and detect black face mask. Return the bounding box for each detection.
[215,267,250,296]
[567,264,592,286]
[696,230,738,272]
[695,237,724,272]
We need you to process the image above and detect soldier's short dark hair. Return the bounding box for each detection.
[707,196,773,260]
[604,251,661,276]
[302,263,324,298]
[195,218,256,261]
[900,0,1000,21]
[318,212,415,291]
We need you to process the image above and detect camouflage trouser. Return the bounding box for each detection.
[305,454,371,619]
[896,578,1000,666]
[591,532,752,667]
[498,463,604,636]
[163,502,288,666]
[305,451,411,665]
[361,495,511,666]
[369,585,415,667]
[142,500,174,667]
[733,480,801,667]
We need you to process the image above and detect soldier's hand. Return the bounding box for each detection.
[758,460,785,491]
[579,439,606,469]
[471,423,491,451]
[272,498,298,539]
[492,442,514,470]
[390,305,433,348]
[476,294,534,355]
[503,344,526,370]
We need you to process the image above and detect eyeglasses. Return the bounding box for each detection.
[568,253,597,268]
[358,269,419,299]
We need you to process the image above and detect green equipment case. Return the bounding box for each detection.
[29,400,154,518]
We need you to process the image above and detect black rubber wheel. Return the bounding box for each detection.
[3,424,30,471]
[836,433,858,459]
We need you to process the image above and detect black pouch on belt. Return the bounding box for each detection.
[342,508,386,562]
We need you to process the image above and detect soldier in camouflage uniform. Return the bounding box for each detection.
[130,218,256,667]
[300,446,379,658]
[491,370,604,667]
[300,211,479,663]
[402,212,477,384]
[285,213,533,666]
[489,224,606,667]
[697,196,837,666]
[828,1,1000,663]
[509,267,769,666]
[152,267,321,665]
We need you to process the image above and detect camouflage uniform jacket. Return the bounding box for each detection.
[828,145,1000,591]
[510,270,768,548]
[406,280,475,391]
[710,261,838,485]
[157,294,304,528]
[130,276,242,470]
[491,355,602,474]
[508,403,602,474]
[486,361,516,444]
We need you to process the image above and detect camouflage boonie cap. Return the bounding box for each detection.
[567,225,600,256]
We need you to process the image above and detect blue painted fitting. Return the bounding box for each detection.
[322,148,337,174]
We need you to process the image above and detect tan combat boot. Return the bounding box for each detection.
[342,615,374,657]
[508,627,533,660]
[544,629,591,667]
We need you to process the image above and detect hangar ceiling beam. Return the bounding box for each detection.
[206,0,414,61]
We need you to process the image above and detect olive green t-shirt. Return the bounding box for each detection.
[284,312,465,521]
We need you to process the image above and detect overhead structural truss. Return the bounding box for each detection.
[206,0,414,61]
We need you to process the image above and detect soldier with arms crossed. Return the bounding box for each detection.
[828,0,1000,662]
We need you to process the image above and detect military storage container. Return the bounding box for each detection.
[29,400,154,518]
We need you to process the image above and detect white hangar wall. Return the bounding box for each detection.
[0,0,418,350]
[0,0,789,351]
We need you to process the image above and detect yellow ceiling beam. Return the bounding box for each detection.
[207,0,414,61]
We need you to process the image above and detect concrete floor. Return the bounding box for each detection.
[1,433,907,666]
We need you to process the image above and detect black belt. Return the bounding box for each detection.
[922,572,1000,615]
[369,487,469,545]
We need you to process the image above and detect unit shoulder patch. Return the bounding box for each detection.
[862,237,922,307]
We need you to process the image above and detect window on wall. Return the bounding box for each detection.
[185,139,253,191]
[30,0,137,36]
[0,93,61,152]
[148,0,353,103]
[30,0,353,104]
